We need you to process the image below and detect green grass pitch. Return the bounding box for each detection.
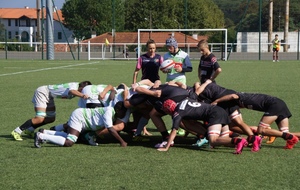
[0,59,300,189]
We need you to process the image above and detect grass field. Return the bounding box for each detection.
[1,59,300,189]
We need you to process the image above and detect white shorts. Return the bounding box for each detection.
[68,109,84,133]
[32,86,54,108]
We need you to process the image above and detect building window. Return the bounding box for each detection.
[15,19,18,26]
[15,31,19,39]
[8,19,11,26]
[8,31,11,39]
[58,32,62,40]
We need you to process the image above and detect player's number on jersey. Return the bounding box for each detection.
[188,101,201,108]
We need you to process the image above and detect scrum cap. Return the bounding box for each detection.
[166,37,178,49]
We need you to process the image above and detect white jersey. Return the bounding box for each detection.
[163,50,191,84]
[68,107,115,132]
[48,82,79,99]
[78,84,113,108]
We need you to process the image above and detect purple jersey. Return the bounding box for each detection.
[136,53,163,83]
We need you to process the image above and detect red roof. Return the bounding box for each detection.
[83,32,207,47]
[0,8,63,22]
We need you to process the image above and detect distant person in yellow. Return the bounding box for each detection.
[272,34,280,62]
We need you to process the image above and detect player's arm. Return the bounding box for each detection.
[198,67,202,81]
[108,127,127,147]
[133,79,154,88]
[135,86,161,97]
[133,69,139,84]
[194,79,212,95]
[211,67,222,81]
[167,81,187,89]
[157,129,177,152]
[181,56,193,72]
[211,94,239,105]
[157,116,181,151]
[99,84,114,100]
[133,57,143,84]
[69,89,88,99]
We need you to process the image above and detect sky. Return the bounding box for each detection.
[0,0,65,9]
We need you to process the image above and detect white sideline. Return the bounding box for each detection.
[0,61,99,77]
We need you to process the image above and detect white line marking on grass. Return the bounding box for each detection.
[0,61,99,77]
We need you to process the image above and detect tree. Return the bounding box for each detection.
[61,0,125,40]
[124,0,224,31]
[213,0,300,33]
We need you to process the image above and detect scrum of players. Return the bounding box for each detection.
[11,37,299,154]
[10,78,299,154]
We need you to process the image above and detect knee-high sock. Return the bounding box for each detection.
[19,119,33,131]
[43,129,68,137]
[53,124,65,131]
[39,133,66,146]
[134,117,149,136]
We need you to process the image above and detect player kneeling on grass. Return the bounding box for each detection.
[157,98,248,154]
[34,101,128,148]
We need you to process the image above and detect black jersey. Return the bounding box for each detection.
[198,53,220,84]
[150,84,191,103]
[198,83,239,116]
[171,98,230,130]
[146,84,193,114]
[237,92,276,111]
[236,92,292,119]
[201,83,236,102]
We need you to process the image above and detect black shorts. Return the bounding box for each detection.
[206,106,230,127]
[273,48,279,52]
[128,94,149,107]
[263,98,292,123]
[86,103,104,108]
[217,100,240,116]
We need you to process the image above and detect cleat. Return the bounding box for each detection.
[132,135,150,142]
[266,136,276,144]
[251,136,262,152]
[168,128,185,136]
[192,137,208,147]
[11,130,23,141]
[24,129,35,138]
[234,138,248,154]
[284,135,299,149]
[177,128,185,136]
[38,128,45,133]
[49,126,55,131]
[155,140,174,148]
[85,133,98,146]
[34,132,43,148]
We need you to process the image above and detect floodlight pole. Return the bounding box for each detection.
[5,29,7,59]
[41,0,44,59]
[112,0,115,59]
[258,0,262,60]
[297,29,299,60]
[46,0,54,60]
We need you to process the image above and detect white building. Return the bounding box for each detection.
[0,7,75,46]
[237,31,300,52]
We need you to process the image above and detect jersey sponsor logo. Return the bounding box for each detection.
[179,99,188,110]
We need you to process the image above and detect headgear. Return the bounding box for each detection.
[163,99,177,113]
[166,37,178,49]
